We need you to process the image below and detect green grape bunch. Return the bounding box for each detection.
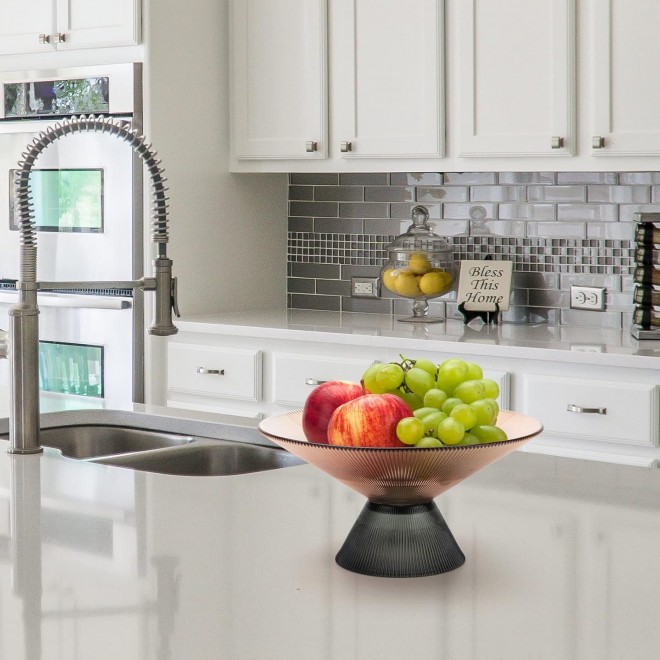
[360,356,508,447]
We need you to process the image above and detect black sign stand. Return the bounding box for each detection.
[457,301,501,325]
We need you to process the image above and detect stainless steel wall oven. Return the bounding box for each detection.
[0,63,144,408]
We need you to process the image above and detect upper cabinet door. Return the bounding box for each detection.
[0,0,54,54]
[0,0,139,54]
[332,0,444,158]
[457,0,575,157]
[231,0,327,160]
[592,0,660,156]
[55,0,141,49]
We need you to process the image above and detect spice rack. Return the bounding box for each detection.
[632,212,660,339]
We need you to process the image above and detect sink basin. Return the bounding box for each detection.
[0,411,305,476]
[90,441,305,476]
[1,425,195,459]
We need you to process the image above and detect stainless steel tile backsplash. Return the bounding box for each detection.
[287,172,647,327]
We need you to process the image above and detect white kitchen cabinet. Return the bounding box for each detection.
[167,333,386,417]
[167,341,262,404]
[591,0,660,156]
[456,0,575,157]
[583,508,660,658]
[167,314,660,464]
[445,491,578,659]
[230,0,443,161]
[271,352,376,407]
[0,0,141,54]
[523,375,659,447]
[230,0,660,171]
[230,0,327,160]
[165,331,513,424]
[331,0,444,158]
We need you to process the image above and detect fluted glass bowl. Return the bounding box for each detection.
[381,205,457,323]
[258,409,542,578]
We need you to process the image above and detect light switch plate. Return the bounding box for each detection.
[570,285,606,311]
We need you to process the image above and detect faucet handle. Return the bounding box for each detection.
[171,276,180,318]
[148,258,179,336]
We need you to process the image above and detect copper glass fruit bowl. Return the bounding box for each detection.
[258,409,543,578]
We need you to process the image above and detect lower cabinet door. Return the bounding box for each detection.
[523,375,659,446]
[167,342,261,402]
[272,352,377,407]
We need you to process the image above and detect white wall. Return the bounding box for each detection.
[143,0,287,318]
[142,0,288,403]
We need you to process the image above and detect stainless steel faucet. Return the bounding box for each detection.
[7,115,178,454]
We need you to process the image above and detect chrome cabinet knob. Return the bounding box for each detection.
[39,32,66,44]
[196,367,224,375]
[592,136,605,149]
[340,141,352,153]
[306,141,318,153]
[551,136,564,149]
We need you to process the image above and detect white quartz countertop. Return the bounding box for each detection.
[175,309,660,368]
[1,403,660,659]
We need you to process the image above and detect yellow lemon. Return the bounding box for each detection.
[419,270,453,296]
[394,271,422,297]
[381,268,398,293]
[408,252,432,275]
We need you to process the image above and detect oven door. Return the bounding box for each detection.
[0,292,133,416]
[0,123,136,283]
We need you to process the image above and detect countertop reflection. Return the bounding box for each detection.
[2,440,660,659]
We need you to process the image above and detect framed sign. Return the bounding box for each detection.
[457,260,513,311]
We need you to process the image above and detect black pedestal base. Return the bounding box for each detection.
[335,500,465,578]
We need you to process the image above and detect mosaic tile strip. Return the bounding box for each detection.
[288,232,635,275]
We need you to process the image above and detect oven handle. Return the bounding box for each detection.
[0,292,131,310]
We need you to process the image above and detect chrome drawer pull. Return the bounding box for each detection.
[305,378,328,386]
[567,404,606,415]
[196,367,224,375]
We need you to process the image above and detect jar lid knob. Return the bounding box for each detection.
[410,205,430,228]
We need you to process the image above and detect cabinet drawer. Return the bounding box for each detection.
[168,343,261,402]
[273,353,376,407]
[523,375,659,446]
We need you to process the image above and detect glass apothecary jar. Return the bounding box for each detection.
[380,205,457,323]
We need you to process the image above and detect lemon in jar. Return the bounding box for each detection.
[381,268,398,293]
[419,270,453,295]
[408,252,432,275]
[394,271,422,297]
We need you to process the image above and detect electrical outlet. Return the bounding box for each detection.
[351,276,380,298]
[570,285,606,311]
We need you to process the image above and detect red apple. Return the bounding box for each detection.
[327,393,413,448]
[302,380,364,444]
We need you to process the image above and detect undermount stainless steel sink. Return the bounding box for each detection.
[89,440,304,476]
[36,425,196,459]
[0,411,306,476]
[1,422,304,476]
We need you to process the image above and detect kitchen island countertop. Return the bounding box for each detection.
[1,402,660,658]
